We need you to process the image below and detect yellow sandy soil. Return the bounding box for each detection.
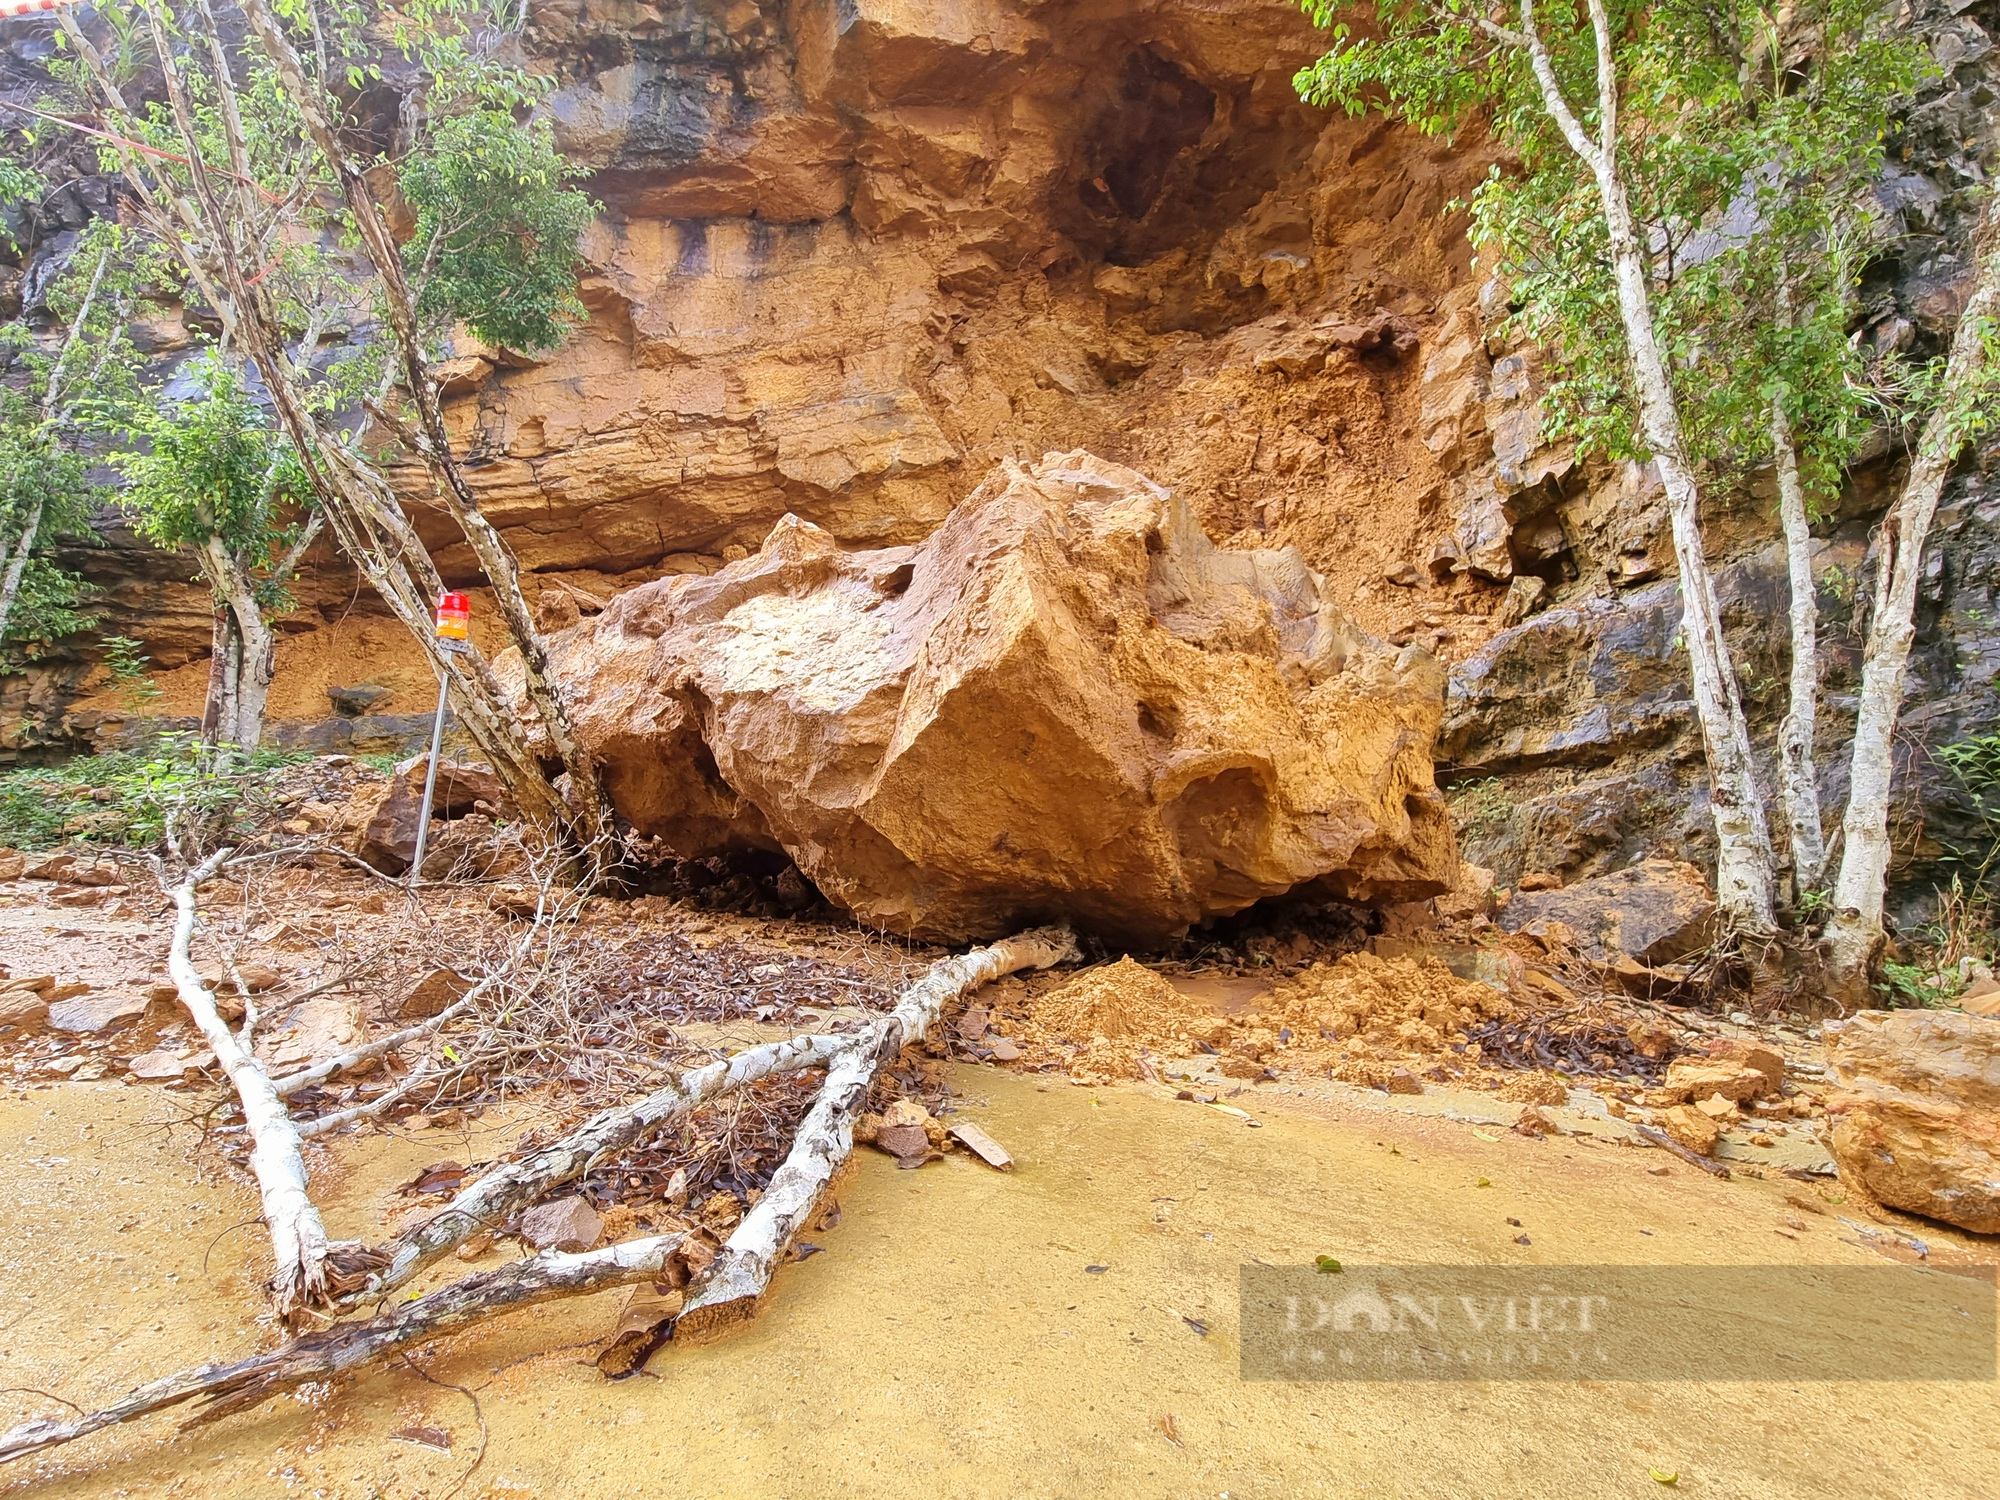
[2,1063,1996,1499]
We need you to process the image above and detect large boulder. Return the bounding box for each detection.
[1823,1010,2000,1234]
[528,451,1457,943]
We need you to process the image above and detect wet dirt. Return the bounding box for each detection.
[2,1062,1996,1499]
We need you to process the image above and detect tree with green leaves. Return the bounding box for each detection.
[44,0,609,849]
[0,213,162,657]
[1294,0,1922,942]
[118,353,320,752]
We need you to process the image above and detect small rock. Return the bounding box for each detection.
[1659,1058,1770,1105]
[955,1007,990,1042]
[128,1051,196,1082]
[1,975,55,996]
[0,854,23,881]
[398,968,473,1021]
[1517,872,1563,892]
[1661,1104,1721,1157]
[1383,561,1424,587]
[1384,1069,1424,1096]
[518,1196,605,1253]
[1513,1105,1557,1137]
[70,1061,107,1082]
[22,855,75,881]
[1701,1038,1786,1094]
[1694,1093,1738,1120]
[948,1121,1014,1170]
[0,991,50,1035]
[45,981,91,1004]
[987,1036,1023,1062]
[48,992,153,1034]
[874,1123,931,1162]
[454,1233,495,1261]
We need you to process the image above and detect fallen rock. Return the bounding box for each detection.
[874,1123,932,1163]
[948,1121,1014,1170]
[1497,1073,1568,1106]
[1661,1104,1722,1156]
[22,855,75,881]
[2,975,54,997]
[1823,1011,2000,1233]
[1958,976,2000,1018]
[524,451,1457,944]
[519,1195,606,1253]
[355,759,518,875]
[1702,1038,1785,1094]
[0,991,49,1035]
[0,853,23,881]
[1434,862,1496,922]
[1496,858,1716,964]
[1658,1059,1771,1106]
[987,1036,1022,1062]
[399,968,474,1020]
[128,1051,199,1082]
[48,991,155,1035]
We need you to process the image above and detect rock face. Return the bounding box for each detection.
[538,451,1456,943]
[1823,1010,2000,1234]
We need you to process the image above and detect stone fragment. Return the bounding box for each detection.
[874,1124,931,1162]
[1434,862,1496,922]
[1701,1038,1785,1095]
[1497,859,1716,964]
[987,1036,1022,1062]
[0,991,49,1035]
[1659,1059,1770,1106]
[0,853,23,881]
[3,975,55,996]
[943,1120,1010,1170]
[129,1051,197,1082]
[1384,1068,1424,1095]
[48,991,154,1034]
[326,684,392,717]
[527,451,1457,944]
[355,759,517,875]
[1823,1011,2000,1233]
[1661,1104,1721,1156]
[519,1196,605,1253]
[399,968,473,1020]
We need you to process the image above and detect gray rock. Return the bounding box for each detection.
[1497,858,1716,964]
[49,991,156,1034]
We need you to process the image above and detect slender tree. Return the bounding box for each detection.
[1295,0,1918,936]
[44,0,604,842]
[118,353,321,752]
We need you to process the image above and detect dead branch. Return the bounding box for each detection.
[271,986,485,1098]
[676,925,1078,1338]
[0,1233,700,1466]
[157,849,368,1323]
[333,1029,853,1311]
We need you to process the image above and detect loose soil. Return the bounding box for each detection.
[3,1063,1998,1499]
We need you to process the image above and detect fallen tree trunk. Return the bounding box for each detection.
[158,849,368,1323]
[332,1029,853,1311]
[677,925,1078,1338]
[0,928,1076,1463]
[0,1232,700,1465]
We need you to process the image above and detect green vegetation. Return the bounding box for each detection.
[0,734,309,852]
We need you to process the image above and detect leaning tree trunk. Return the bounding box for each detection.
[1825,205,2000,998]
[58,4,574,836]
[1513,0,1778,939]
[0,493,46,647]
[238,0,612,848]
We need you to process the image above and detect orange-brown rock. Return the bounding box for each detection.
[532,451,1456,943]
[1824,1011,2000,1234]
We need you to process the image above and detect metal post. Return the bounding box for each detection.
[408,670,450,884]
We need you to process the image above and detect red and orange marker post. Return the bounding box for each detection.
[410,592,471,881]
